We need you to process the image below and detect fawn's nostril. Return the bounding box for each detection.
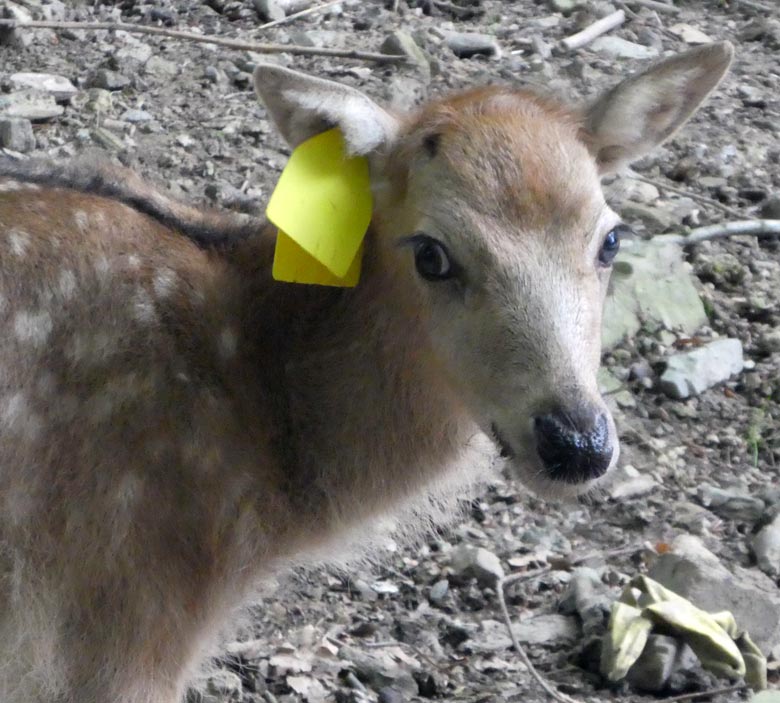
[534,409,613,483]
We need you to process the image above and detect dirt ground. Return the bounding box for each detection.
[1,0,779,701]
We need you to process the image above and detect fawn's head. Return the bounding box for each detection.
[255,43,732,496]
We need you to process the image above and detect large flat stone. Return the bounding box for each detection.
[602,240,707,349]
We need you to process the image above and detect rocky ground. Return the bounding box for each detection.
[1,0,779,701]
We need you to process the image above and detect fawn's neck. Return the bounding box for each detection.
[228,225,478,540]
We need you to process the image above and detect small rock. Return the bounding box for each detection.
[87,69,131,91]
[591,36,659,60]
[622,201,676,232]
[513,613,580,645]
[626,635,688,693]
[429,579,449,604]
[378,687,405,703]
[0,117,35,152]
[10,73,77,102]
[669,24,712,44]
[0,1,33,46]
[254,0,286,21]
[120,109,153,124]
[758,329,780,354]
[760,196,780,219]
[380,31,430,78]
[608,465,657,501]
[450,546,504,585]
[699,484,765,523]
[0,90,64,121]
[445,32,501,59]
[752,514,780,577]
[559,567,611,635]
[206,669,242,697]
[548,0,582,14]
[649,535,780,653]
[659,338,744,400]
[145,56,179,79]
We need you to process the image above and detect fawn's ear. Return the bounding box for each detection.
[583,42,734,175]
[254,64,400,155]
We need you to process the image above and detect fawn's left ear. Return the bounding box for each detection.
[583,42,734,175]
[254,64,400,155]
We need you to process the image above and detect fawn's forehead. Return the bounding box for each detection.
[398,87,604,233]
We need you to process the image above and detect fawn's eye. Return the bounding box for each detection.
[413,236,453,281]
[598,224,629,266]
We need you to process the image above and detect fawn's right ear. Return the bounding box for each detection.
[254,64,400,156]
[583,42,734,175]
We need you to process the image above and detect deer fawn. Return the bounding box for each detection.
[0,43,732,702]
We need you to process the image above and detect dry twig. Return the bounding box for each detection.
[495,577,580,703]
[254,0,345,32]
[560,10,626,51]
[653,219,780,246]
[0,19,407,63]
[631,173,744,219]
[658,683,747,702]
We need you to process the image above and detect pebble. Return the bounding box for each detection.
[445,32,501,59]
[254,0,286,21]
[429,579,449,604]
[450,545,504,585]
[659,338,744,400]
[591,36,659,59]
[120,109,153,124]
[206,669,242,697]
[698,484,765,523]
[608,465,657,501]
[752,514,780,577]
[9,72,78,102]
[87,69,131,91]
[669,23,713,45]
[0,117,35,152]
[548,0,581,14]
[760,195,780,219]
[380,31,430,78]
[0,90,64,121]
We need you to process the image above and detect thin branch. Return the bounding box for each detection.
[652,219,780,246]
[560,9,625,51]
[658,683,747,702]
[0,19,407,63]
[496,576,580,703]
[630,174,744,219]
[254,0,345,32]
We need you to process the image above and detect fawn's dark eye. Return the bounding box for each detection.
[413,236,453,281]
[598,224,629,266]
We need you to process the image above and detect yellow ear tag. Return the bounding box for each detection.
[267,128,372,287]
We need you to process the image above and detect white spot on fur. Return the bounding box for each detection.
[131,289,158,325]
[218,327,238,359]
[153,268,177,299]
[74,210,89,233]
[14,310,53,346]
[94,255,112,281]
[58,270,77,300]
[0,392,42,440]
[8,229,31,258]
[65,331,115,366]
[127,254,141,269]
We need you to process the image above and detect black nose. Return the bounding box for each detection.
[533,406,613,483]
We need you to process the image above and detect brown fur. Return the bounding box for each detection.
[0,43,732,701]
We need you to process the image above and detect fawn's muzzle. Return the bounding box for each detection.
[533,406,613,484]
